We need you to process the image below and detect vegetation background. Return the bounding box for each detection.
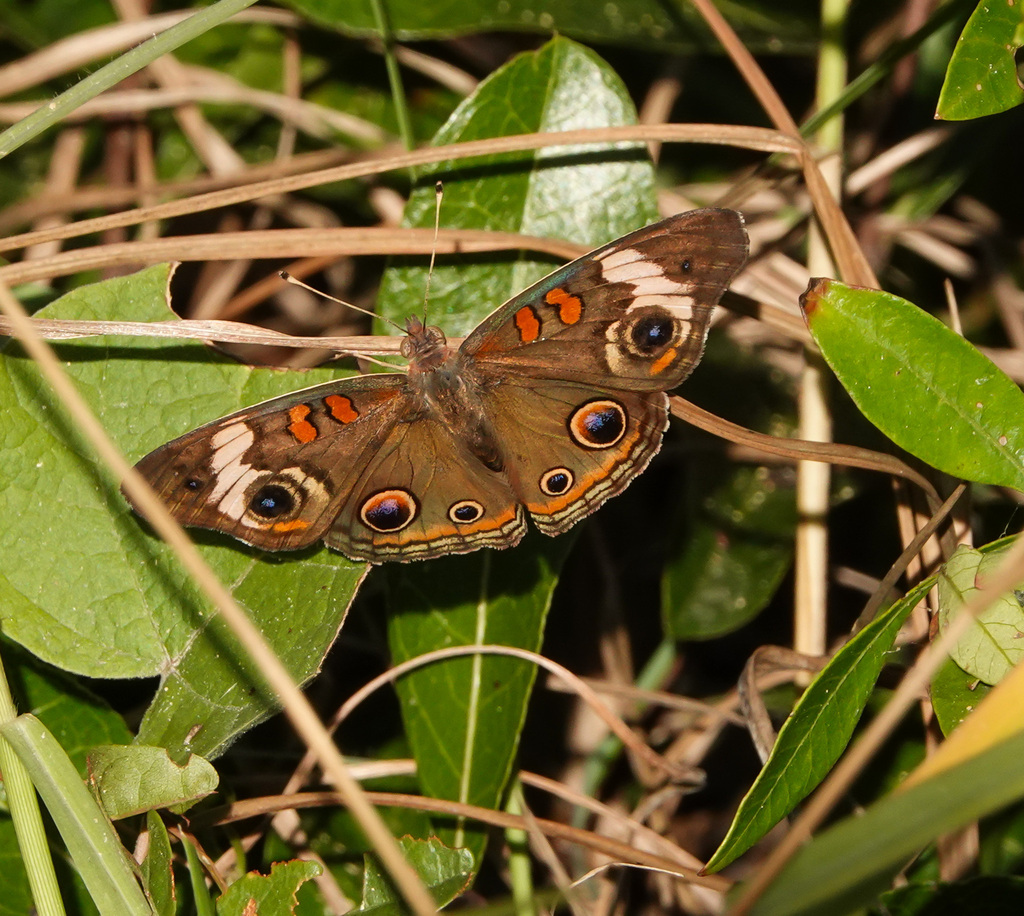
[1,0,1024,914]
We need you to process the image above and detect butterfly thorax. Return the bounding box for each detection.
[400,316,505,472]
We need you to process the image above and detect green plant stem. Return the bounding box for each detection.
[0,651,66,916]
[369,0,415,149]
[183,834,216,916]
[0,0,260,160]
[573,638,678,828]
[505,782,537,916]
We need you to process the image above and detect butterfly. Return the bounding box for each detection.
[128,209,749,563]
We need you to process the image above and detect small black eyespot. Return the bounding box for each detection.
[185,478,204,491]
[248,485,295,519]
[681,258,692,272]
[449,500,485,524]
[540,468,574,495]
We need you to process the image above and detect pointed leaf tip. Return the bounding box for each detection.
[799,277,833,321]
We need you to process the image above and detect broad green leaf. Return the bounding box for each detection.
[930,654,991,737]
[0,264,365,757]
[142,810,176,916]
[381,37,657,864]
[938,543,1024,685]
[706,579,931,872]
[746,729,1024,916]
[387,538,571,860]
[2,638,132,778]
[801,280,1024,491]
[936,0,1024,120]
[377,36,659,336]
[358,836,474,914]
[283,0,816,53]
[216,859,321,916]
[87,745,218,819]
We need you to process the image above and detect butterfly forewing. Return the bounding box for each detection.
[128,374,408,551]
[461,208,748,391]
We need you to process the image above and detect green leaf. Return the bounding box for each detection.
[746,729,1024,916]
[87,745,218,819]
[358,836,474,915]
[936,0,1024,120]
[377,36,659,337]
[663,463,795,641]
[931,654,991,737]
[937,543,1024,685]
[800,280,1024,491]
[216,860,321,916]
[0,264,365,757]
[281,0,816,53]
[706,579,931,872]
[2,638,133,777]
[142,811,175,916]
[387,538,571,860]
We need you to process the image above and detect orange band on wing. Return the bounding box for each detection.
[287,404,318,443]
[515,306,541,343]
[272,519,311,533]
[649,346,678,376]
[545,287,582,325]
[324,394,359,423]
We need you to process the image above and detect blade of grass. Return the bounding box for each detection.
[0,715,153,915]
[0,0,260,160]
[0,653,66,916]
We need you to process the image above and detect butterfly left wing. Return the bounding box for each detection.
[129,374,410,551]
[461,208,748,391]
[130,372,528,563]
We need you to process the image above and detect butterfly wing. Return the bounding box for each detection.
[130,374,409,551]
[477,379,669,535]
[323,414,526,562]
[131,372,526,562]
[461,209,748,391]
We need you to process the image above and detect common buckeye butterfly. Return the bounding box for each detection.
[129,209,748,563]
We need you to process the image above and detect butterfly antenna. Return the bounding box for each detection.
[279,271,405,335]
[422,180,444,326]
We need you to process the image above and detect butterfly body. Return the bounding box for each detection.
[129,209,749,563]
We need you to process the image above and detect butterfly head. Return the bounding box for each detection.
[401,315,449,370]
